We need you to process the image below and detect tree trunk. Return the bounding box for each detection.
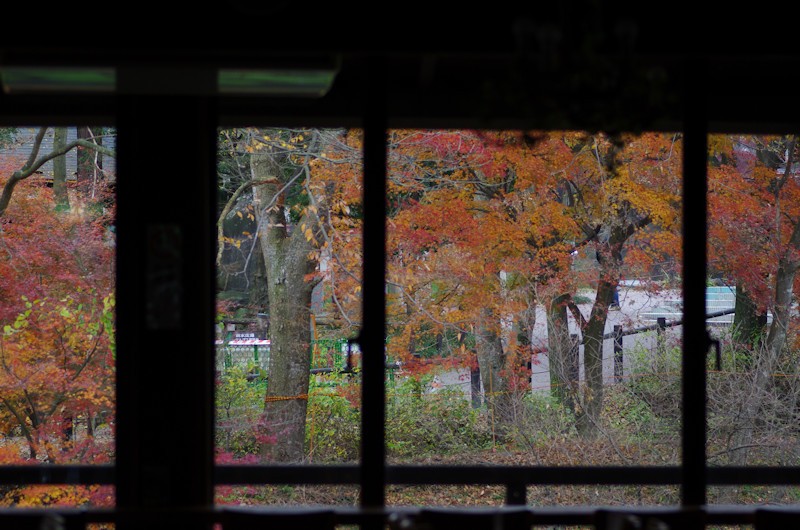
[475,306,514,438]
[547,294,576,412]
[576,277,614,437]
[765,253,799,365]
[470,357,482,409]
[762,135,800,384]
[248,236,269,309]
[76,126,93,193]
[733,281,765,354]
[53,127,70,211]
[252,151,317,463]
[574,231,630,438]
[76,126,104,196]
[86,410,95,438]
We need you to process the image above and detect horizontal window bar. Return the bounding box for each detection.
[215,465,359,485]
[215,465,800,487]
[3,505,795,526]
[707,467,800,485]
[214,465,682,485]
[5,465,800,487]
[386,466,681,486]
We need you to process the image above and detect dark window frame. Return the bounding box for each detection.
[1,55,800,529]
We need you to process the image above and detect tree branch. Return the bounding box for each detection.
[0,129,118,217]
[16,138,116,182]
[567,298,588,331]
[216,178,277,266]
[21,127,47,172]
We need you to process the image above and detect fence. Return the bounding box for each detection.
[217,289,740,394]
[216,337,376,374]
[311,338,350,371]
[215,337,270,371]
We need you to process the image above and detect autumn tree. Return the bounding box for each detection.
[395,130,682,438]
[485,132,586,413]
[383,130,581,433]
[708,134,800,467]
[217,128,361,462]
[0,128,116,507]
[218,127,683,451]
[0,294,115,462]
[537,131,682,437]
[708,135,772,348]
[329,129,681,441]
[0,129,116,319]
[219,128,579,447]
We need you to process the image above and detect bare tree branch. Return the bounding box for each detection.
[0,127,117,217]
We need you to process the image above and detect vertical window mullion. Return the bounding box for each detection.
[681,57,710,510]
[359,57,388,517]
[116,77,216,524]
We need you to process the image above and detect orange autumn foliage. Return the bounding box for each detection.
[0,147,115,507]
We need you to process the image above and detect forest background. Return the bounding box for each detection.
[214,128,800,506]
[2,126,800,508]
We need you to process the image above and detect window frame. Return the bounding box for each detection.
[1,55,800,529]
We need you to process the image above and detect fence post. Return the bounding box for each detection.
[471,361,482,409]
[614,325,623,380]
[657,317,667,373]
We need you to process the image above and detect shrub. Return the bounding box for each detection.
[385,375,491,458]
[624,340,681,422]
[305,373,360,462]
[505,391,576,450]
[215,366,264,458]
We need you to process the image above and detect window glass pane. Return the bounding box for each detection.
[0,126,116,508]
[385,130,683,468]
[215,485,359,506]
[709,485,800,506]
[386,485,679,507]
[215,128,362,492]
[388,485,505,506]
[707,134,800,505]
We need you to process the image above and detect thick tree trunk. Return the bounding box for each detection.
[576,278,614,437]
[733,281,765,353]
[475,306,514,438]
[252,152,316,463]
[53,127,70,211]
[574,230,630,438]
